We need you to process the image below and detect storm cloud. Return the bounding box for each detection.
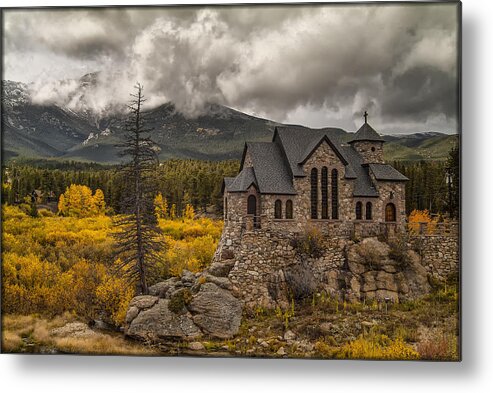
[3,3,459,133]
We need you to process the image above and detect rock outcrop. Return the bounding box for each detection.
[125,266,243,343]
[344,237,431,302]
[223,233,432,308]
[188,283,243,338]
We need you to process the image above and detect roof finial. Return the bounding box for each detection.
[364,110,368,124]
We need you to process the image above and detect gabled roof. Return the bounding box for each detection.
[222,177,236,193]
[274,126,347,177]
[238,142,296,195]
[224,124,406,198]
[348,122,385,143]
[298,135,348,166]
[368,163,409,181]
[225,167,258,192]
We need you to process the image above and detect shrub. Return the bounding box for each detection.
[408,209,438,235]
[38,208,54,217]
[95,274,135,326]
[388,236,410,268]
[417,334,458,360]
[283,261,318,302]
[354,240,385,269]
[315,340,337,358]
[291,228,324,258]
[336,334,420,360]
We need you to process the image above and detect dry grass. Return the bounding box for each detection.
[1,330,24,352]
[53,335,158,355]
[1,314,157,355]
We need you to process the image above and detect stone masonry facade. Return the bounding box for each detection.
[218,123,459,308]
[213,223,459,308]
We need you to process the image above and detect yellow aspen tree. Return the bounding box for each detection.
[184,203,195,220]
[58,194,66,216]
[154,192,167,219]
[170,204,177,220]
[92,189,106,215]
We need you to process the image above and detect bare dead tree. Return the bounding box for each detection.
[113,83,161,295]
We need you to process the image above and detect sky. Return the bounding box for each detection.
[2,3,460,134]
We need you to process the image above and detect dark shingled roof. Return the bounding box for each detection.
[241,142,296,194]
[224,124,406,198]
[275,126,347,177]
[368,164,409,181]
[222,177,235,193]
[226,167,258,192]
[340,145,379,197]
[348,122,385,143]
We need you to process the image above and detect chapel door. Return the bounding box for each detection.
[385,203,396,222]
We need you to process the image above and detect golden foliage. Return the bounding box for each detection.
[154,192,168,219]
[408,209,438,234]
[1,205,130,326]
[336,334,419,360]
[58,184,106,217]
[95,273,134,326]
[156,217,222,276]
[183,203,195,220]
[2,204,223,325]
[169,204,177,220]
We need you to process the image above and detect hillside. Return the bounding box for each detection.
[2,78,457,164]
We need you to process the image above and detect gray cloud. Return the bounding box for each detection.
[3,3,459,133]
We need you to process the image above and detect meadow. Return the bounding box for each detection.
[1,204,223,328]
[1,182,458,359]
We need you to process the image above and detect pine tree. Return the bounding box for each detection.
[447,143,460,219]
[113,83,161,295]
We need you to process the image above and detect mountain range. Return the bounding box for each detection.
[1,77,458,165]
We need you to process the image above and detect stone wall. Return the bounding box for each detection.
[350,141,384,163]
[410,233,459,280]
[221,229,348,308]
[369,180,407,226]
[213,222,459,309]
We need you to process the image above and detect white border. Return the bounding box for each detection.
[2,1,492,392]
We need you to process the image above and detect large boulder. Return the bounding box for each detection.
[125,275,244,343]
[181,270,196,287]
[208,259,236,277]
[201,273,233,290]
[188,283,243,339]
[345,237,431,302]
[401,249,431,298]
[148,278,180,297]
[126,298,202,341]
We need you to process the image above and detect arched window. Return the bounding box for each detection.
[331,168,339,219]
[247,195,256,215]
[366,202,372,220]
[321,166,328,219]
[247,194,259,228]
[286,199,293,219]
[385,203,396,222]
[274,199,282,219]
[355,201,362,220]
[310,168,318,219]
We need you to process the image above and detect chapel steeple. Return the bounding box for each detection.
[348,111,385,164]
